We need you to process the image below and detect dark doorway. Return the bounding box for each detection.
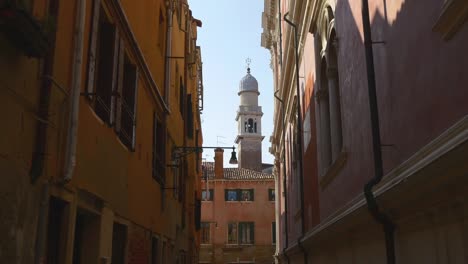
[72,209,100,264]
[111,222,127,264]
[46,197,68,264]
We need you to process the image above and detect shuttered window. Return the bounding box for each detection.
[186,94,193,139]
[118,54,138,150]
[152,114,165,184]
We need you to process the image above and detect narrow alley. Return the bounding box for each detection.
[0,0,467,264]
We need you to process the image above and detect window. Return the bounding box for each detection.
[248,118,254,133]
[227,222,254,245]
[272,222,276,244]
[202,189,213,201]
[226,189,238,201]
[240,189,253,201]
[225,189,254,201]
[227,222,238,244]
[152,113,165,184]
[186,94,194,139]
[86,0,139,151]
[91,5,118,124]
[268,189,275,201]
[118,54,138,150]
[201,222,211,244]
[179,77,185,117]
[315,6,345,180]
[157,7,165,51]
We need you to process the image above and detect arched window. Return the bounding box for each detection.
[315,6,343,175]
[248,118,254,133]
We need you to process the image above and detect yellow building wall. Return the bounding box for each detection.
[0,0,202,262]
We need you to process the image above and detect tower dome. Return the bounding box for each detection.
[238,68,259,95]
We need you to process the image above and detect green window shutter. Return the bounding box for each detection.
[250,189,254,201]
[225,189,228,201]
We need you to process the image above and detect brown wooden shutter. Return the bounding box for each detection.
[130,67,138,149]
[109,30,120,125]
[86,0,101,99]
[114,38,125,133]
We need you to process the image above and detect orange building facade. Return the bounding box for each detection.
[199,150,275,264]
[0,0,204,263]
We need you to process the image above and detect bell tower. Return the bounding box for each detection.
[235,60,264,171]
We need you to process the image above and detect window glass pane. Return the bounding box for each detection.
[268,189,275,201]
[240,190,253,201]
[238,222,254,244]
[227,223,237,244]
[201,189,213,201]
[227,190,237,201]
[201,222,210,244]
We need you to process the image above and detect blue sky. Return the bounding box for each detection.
[190,0,275,167]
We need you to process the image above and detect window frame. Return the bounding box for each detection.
[200,222,211,244]
[227,222,255,245]
[224,189,254,202]
[268,188,275,201]
[202,189,214,201]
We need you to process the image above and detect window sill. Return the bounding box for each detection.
[319,151,347,189]
[433,0,468,40]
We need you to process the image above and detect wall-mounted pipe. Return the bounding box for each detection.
[361,0,396,263]
[164,1,173,106]
[29,0,60,183]
[33,182,49,264]
[274,89,288,250]
[278,0,283,66]
[282,248,290,264]
[63,0,86,182]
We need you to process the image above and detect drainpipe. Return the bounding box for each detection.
[274,90,288,250]
[29,0,60,183]
[164,1,173,106]
[282,248,290,264]
[361,0,396,263]
[278,0,283,66]
[34,182,49,264]
[63,0,86,182]
[284,12,307,264]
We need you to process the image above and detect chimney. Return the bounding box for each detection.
[214,148,224,179]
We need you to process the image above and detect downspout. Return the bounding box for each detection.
[361,0,396,263]
[282,248,290,264]
[284,12,307,263]
[278,0,283,66]
[29,0,60,183]
[274,90,287,249]
[164,1,173,106]
[162,0,173,192]
[63,0,86,182]
[34,183,49,264]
